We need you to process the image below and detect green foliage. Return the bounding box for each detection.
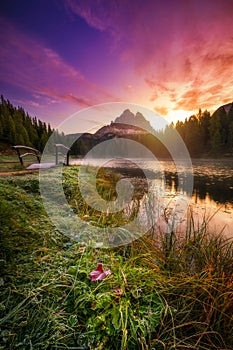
[175,106,233,156]
[64,255,169,349]
[1,95,233,158]
[0,170,232,349]
[0,95,52,151]
[70,105,233,158]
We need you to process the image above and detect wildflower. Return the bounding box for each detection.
[78,246,85,253]
[90,263,111,282]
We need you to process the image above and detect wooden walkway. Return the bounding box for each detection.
[26,162,56,170]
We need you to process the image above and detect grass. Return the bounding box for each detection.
[0,166,232,349]
[0,154,39,172]
[0,155,23,172]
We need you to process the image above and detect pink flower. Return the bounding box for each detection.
[90,263,111,282]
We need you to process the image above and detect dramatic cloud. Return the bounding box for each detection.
[65,0,233,117]
[1,1,233,125]
[0,17,116,114]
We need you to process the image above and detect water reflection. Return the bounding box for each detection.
[165,171,233,205]
[162,159,233,235]
[71,158,233,234]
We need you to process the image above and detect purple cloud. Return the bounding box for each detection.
[0,17,117,112]
[64,0,233,115]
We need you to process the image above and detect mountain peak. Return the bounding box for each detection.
[114,109,153,131]
[114,109,135,123]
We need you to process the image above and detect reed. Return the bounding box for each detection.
[0,167,232,349]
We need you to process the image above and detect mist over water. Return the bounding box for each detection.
[71,157,233,236]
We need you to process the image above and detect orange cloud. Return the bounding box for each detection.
[65,0,233,114]
[155,106,168,116]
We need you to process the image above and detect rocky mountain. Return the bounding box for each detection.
[94,109,154,138]
[68,109,157,156]
[68,103,233,158]
[114,109,154,132]
[222,102,233,114]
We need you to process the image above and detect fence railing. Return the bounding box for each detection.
[54,143,70,166]
[13,144,70,166]
[12,145,41,165]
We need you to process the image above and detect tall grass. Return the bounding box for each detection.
[0,167,232,349]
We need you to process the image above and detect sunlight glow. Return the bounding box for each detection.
[166,109,194,124]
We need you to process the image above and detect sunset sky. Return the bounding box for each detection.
[1,0,233,129]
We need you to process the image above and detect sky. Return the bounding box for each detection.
[1,0,233,130]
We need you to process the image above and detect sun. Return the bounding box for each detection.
[166,110,194,124]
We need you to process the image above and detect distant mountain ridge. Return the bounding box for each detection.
[69,103,233,157]
[95,109,154,138]
[1,95,233,158]
[68,109,159,156]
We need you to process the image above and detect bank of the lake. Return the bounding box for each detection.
[70,157,233,236]
[0,167,232,349]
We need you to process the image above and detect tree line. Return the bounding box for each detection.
[1,95,233,157]
[174,105,233,156]
[0,95,53,152]
[71,105,233,158]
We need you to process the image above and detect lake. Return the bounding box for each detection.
[71,158,233,237]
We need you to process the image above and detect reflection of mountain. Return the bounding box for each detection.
[68,109,170,158]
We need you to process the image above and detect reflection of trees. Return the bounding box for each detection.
[164,172,178,192]
[165,172,233,204]
[193,175,233,204]
[103,167,232,206]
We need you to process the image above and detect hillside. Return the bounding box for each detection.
[0,95,52,152]
[1,96,233,157]
[69,109,166,157]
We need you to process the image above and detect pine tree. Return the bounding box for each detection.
[0,95,54,151]
[209,114,222,153]
[199,110,211,147]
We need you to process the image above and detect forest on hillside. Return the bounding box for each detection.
[0,95,233,157]
[70,106,233,157]
[0,96,52,152]
[175,106,233,156]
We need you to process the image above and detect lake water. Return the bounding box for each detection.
[71,158,233,237]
